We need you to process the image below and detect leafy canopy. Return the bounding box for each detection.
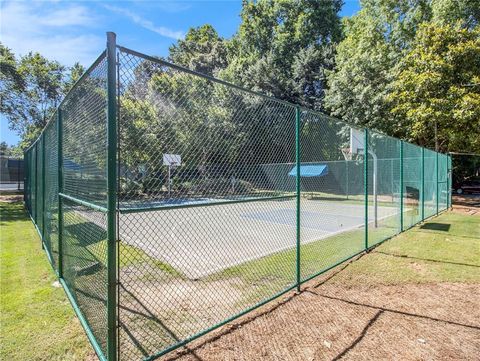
[0,43,84,149]
[389,22,480,153]
[223,0,343,110]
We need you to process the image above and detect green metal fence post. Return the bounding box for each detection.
[35,142,42,248]
[436,151,439,215]
[421,147,425,221]
[364,128,368,250]
[42,134,46,242]
[400,141,404,231]
[106,31,118,361]
[448,155,452,209]
[448,155,451,209]
[23,151,27,202]
[448,154,453,208]
[295,106,301,291]
[57,109,64,278]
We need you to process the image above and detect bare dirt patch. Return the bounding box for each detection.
[160,279,480,361]
[118,263,247,360]
[452,194,480,216]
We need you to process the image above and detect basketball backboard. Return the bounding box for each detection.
[350,128,365,154]
[163,154,182,166]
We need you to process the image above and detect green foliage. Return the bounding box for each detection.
[389,23,480,152]
[431,0,480,29]
[4,0,480,157]
[62,62,85,94]
[324,0,432,132]
[169,24,228,76]
[223,0,342,110]
[0,141,22,157]
[325,0,479,153]
[0,44,85,150]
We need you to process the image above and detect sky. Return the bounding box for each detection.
[0,0,361,146]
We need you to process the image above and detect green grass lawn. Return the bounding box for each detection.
[0,202,95,361]
[327,211,480,286]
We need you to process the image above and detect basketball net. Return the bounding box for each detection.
[341,147,353,161]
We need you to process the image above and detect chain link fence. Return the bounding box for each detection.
[0,156,24,191]
[23,33,452,361]
[450,153,480,194]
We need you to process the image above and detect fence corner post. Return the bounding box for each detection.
[421,147,425,221]
[364,128,368,250]
[295,106,301,292]
[42,134,46,242]
[23,151,27,202]
[106,31,118,361]
[436,151,439,215]
[57,108,64,278]
[448,154,452,209]
[400,141,404,232]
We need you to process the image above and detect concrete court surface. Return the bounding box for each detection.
[119,198,399,278]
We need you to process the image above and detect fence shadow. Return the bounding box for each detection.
[64,222,106,246]
[161,290,299,361]
[376,251,480,268]
[0,202,29,225]
[307,290,480,331]
[331,309,384,361]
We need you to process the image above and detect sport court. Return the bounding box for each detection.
[119,198,399,278]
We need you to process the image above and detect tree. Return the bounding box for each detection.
[168,24,228,76]
[389,23,480,153]
[0,141,9,155]
[0,45,84,149]
[0,141,22,157]
[324,0,432,132]
[62,62,85,93]
[222,0,343,110]
[431,0,479,29]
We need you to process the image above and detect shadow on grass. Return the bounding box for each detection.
[376,251,480,268]
[0,202,28,225]
[414,230,479,240]
[420,223,451,232]
[65,222,106,246]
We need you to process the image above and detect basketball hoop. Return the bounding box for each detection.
[341,147,352,161]
[163,154,182,198]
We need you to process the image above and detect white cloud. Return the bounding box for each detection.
[0,1,103,65]
[40,6,95,27]
[104,4,185,40]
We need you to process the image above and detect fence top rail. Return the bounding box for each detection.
[449,152,480,156]
[59,50,107,110]
[24,50,107,154]
[117,45,295,109]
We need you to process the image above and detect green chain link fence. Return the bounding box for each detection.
[23,33,452,361]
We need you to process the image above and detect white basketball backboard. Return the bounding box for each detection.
[350,128,365,154]
[163,154,182,166]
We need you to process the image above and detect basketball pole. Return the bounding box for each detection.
[168,165,171,198]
